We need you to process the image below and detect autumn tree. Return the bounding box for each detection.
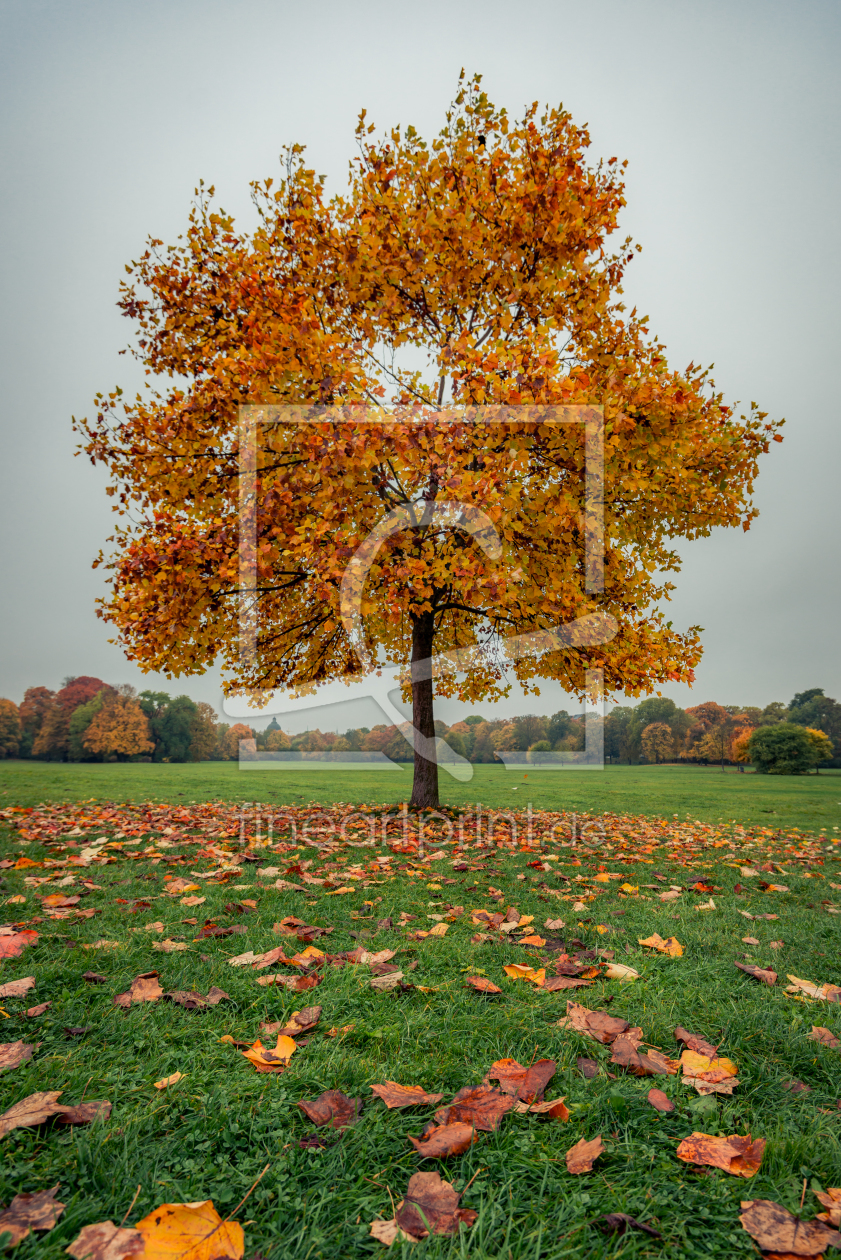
[68,690,111,761]
[0,699,20,758]
[78,75,781,807]
[803,727,834,772]
[83,693,154,759]
[188,701,218,761]
[218,722,255,761]
[641,721,674,764]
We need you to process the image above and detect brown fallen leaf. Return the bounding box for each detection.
[143,921,164,933]
[153,1072,185,1090]
[164,987,230,1011]
[734,961,777,985]
[486,1058,556,1103]
[369,1218,416,1247]
[394,1170,478,1239]
[739,1198,840,1256]
[781,1079,811,1095]
[407,1122,479,1158]
[0,1091,65,1138]
[164,878,201,896]
[370,1082,445,1109]
[82,971,108,984]
[566,1135,605,1174]
[528,1097,570,1120]
[370,971,406,991]
[465,976,502,994]
[541,976,594,992]
[647,1088,675,1113]
[433,1086,514,1132]
[610,1038,676,1077]
[25,1002,51,1018]
[263,1005,323,1038]
[595,1213,662,1239]
[113,972,163,1008]
[179,895,206,907]
[809,1026,840,1049]
[152,939,189,953]
[65,1220,145,1259]
[742,936,760,946]
[255,973,321,991]
[557,1001,630,1045]
[55,1100,111,1126]
[676,1132,765,1177]
[814,1187,841,1227]
[0,977,36,999]
[135,1200,244,1260]
[786,975,841,1003]
[770,939,784,950]
[0,1185,64,1247]
[577,1057,599,1079]
[0,1041,36,1072]
[544,918,566,930]
[674,1026,719,1058]
[298,1090,362,1128]
[241,1035,296,1073]
[638,933,683,957]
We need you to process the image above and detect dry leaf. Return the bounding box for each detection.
[0,930,38,959]
[611,1038,676,1077]
[82,971,108,984]
[517,934,546,947]
[369,1218,416,1247]
[814,1187,841,1227]
[647,1088,675,1113]
[144,922,164,933]
[241,1035,296,1073]
[0,977,35,999]
[255,973,321,992]
[164,878,200,896]
[544,918,566,930]
[739,1198,840,1256]
[808,1026,840,1049]
[734,961,777,985]
[55,1101,111,1126]
[433,1086,514,1132]
[577,1057,599,1079]
[153,1072,184,1090]
[66,1220,145,1259]
[676,1132,765,1177]
[164,987,230,1011]
[180,895,205,907]
[486,1058,556,1103]
[0,1090,65,1138]
[370,972,405,991]
[742,936,760,945]
[674,1026,719,1058]
[557,1001,630,1045]
[786,975,841,1003]
[370,1082,445,1109]
[394,1170,477,1239]
[271,1005,322,1037]
[407,1122,478,1158]
[503,964,545,985]
[603,963,639,983]
[0,1185,64,1247]
[152,939,188,953]
[0,1041,36,1072]
[25,1002,51,1017]
[113,972,163,1008]
[540,975,593,991]
[135,1199,244,1260]
[528,1097,570,1120]
[298,1089,362,1128]
[638,933,683,957]
[566,1135,604,1174]
[465,976,502,994]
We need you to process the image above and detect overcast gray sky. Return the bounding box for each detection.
[1,0,838,731]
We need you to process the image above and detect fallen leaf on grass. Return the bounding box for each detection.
[325,1024,354,1038]
[680,1050,739,1094]
[0,977,35,999]
[298,1090,362,1128]
[152,939,189,953]
[541,975,593,991]
[394,1170,477,1239]
[786,975,841,1003]
[595,1213,662,1239]
[577,1057,599,1079]
[557,1002,631,1045]
[516,934,546,947]
[66,1221,144,1259]
[814,1187,841,1227]
[434,1086,514,1131]
[0,1185,64,1247]
[648,1088,675,1112]
[143,922,164,933]
[371,1082,445,1109]
[674,1026,719,1058]
[739,1198,840,1256]
[408,1122,478,1158]
[486,1058,557,1103]
[659,889,681,902]
[54,1100,111,1126]
[164,878,200,896]
[179,895,205,907]
[135,1200,244,1260]
[0,1041,36,1072]
[742,936,760,945]
[694,898,716,911]
[255,973,321,992]
[527,1097,570,1120]
[734,961,777,985]
[113,972,163,1008]
[544,918,566,930]
[770,939,784,949]
[808,1026,840,1049]
[82,971,108,984]
[611,1039,677,1077]
[0,930,38,959]
[638,933,683,957]
[677,1132,765,1177]
[603,963,639,983]
[264,1006,322,1038]
[781,1079,811,1095]
[25,1002,50,1017]
[369,1219,417,1247]
[241,1035,296,1073]
[0,1091,65,1138]
[164,987,229,1011]
[465,976,502,994]
[566,1135,604,1174]
[370,972,406,991]
[153,1073,184,1090]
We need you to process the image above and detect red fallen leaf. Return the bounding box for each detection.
[808,1026,840,1049]
[577,1057,600,1079]
[566,1135,605,1174]
[0,1185,65,1247]
[647,1088,675,1113]
[674,1026,719,1058]
[394,1170,477,1239]
[370,1082,445,1109]
[676,1132,766,1177]
[54,1100,111,1126]
[297,1090,362,1128]
[610,1039,677,1077]
[0,930,38,959]
[408,1122,479,1158]
[465,976,502,994]
[528,1097,570,1121]
[734,961,777,985]
[781,1079,811,1095]
[486,1058,556,1103]
[433,1086,514,1132]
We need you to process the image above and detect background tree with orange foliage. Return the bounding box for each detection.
[83,691,154,760]
[78,75,781,807]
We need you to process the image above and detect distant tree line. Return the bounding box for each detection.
[0,680,837,773]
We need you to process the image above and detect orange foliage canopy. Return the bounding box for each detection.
[77,75,781,806]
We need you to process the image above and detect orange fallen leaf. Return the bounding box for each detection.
[135,1199,244,1260]
[113,972,163,1008]
[566,1135,604,1174]
[407,1122,478,1158]
[677,1132,765,1177]
[297,1090,362,1128]
[465,976,502,994]
[433,1086,514,1132]
[734,961,777,985]
[0,930,38,958]
[647,1088,675,1113]
[241,1034,296,1073]
[557,1001,631,1045]
[503,964,545,985]
[370,1082,445,1109]
[528,1097,570,1121]
[153,1072,184,1090]
[638,933,683,957]
[0,1041,36,1072]
[786,975,841,1002]
[739,1198,838,1256]
[517,934,546,947]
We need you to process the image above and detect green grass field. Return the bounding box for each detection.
[2,759,840,834]
[0,764,840,1258]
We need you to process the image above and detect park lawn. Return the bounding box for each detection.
[0,801,840,1258]
[2,760,841,835]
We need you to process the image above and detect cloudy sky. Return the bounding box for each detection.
[1,0,838,732]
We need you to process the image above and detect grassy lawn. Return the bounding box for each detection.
[2,760,841,834]
[0,776,840,1257]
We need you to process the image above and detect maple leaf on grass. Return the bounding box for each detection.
[113,971,163,1007]
[0,1091,65,1138]
[241,1035,296,1073]
[786,975,841,1002]
[261,1005,322,1038]
[577,1057,600,1079]
[135,1200,244,1260]
[255,973,321,992]
[739,1199,840,1256]
[486,1058,556,1103]
[566,1135,605,1174]
[433,1086,514,1132]
[393,1170,478,1239]
[66,1220,145,1259]
[676,1132,765,1177]
[808,1026,840,1049]
[298,1090,362,1128]
[674,1026,719,1058]
[465,975,502,994]
[610,1038,677,1077]
[557,1001,630,1045]
[370,1082,445,1109]
[0,1185,64,1247]
[408,1123,479,1158]
[0,1041,36,1072]
[638,933,683,957]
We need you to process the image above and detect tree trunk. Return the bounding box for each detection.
[409,610,439,810]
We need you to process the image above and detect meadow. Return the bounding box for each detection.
[0,763,839,1258]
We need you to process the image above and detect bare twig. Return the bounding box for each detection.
[119,1184,142,1228]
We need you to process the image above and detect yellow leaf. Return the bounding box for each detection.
[620,883,639,894]
[135,1199,244,1259]
[241,1035,296,1073]
[638,933,683,957]
[427,922,448,937]
[503,964,545,985]
[153,1072,184,1090]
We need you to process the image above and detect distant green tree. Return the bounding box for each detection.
[759,701,787,725]
[748,724,813,774]
[787,690,841,762]
[443,729,467,759]
[547,710,572,748]
[464,714,486,726]
[0,699,21,758]
[151,695,199,762]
